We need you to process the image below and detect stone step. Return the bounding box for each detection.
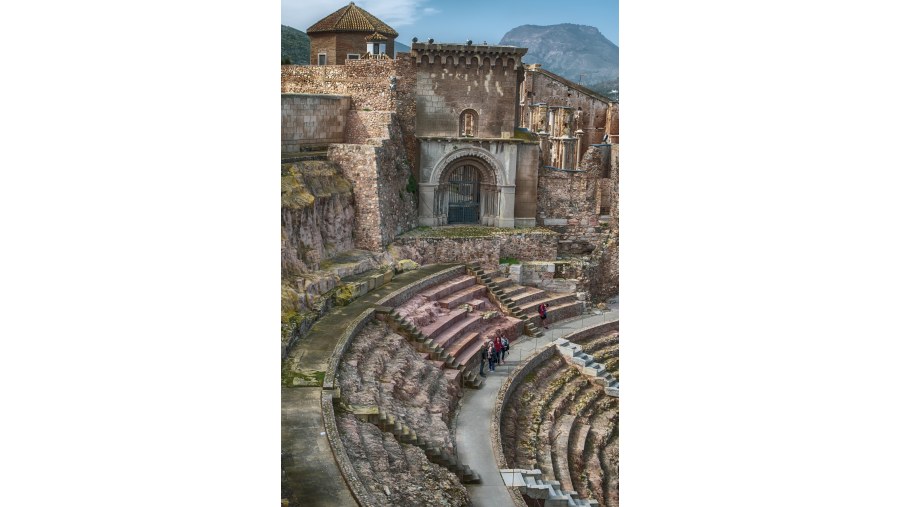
[421,308,468,339]
[432,313,483,349]
[502,284,529,297]
[492,276,514,289]
[438,284,488,309]
[443,368,462,385]
[482,269,502,279]
[509,286,547,306]
[518,293,579,314]
[419,275,477,301]
[528,301,583,328]
[445,331,482,359]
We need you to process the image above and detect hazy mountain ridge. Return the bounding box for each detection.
[282,25,310,65]
[500,24,618,97]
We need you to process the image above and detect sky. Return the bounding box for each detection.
[282,0,618,47]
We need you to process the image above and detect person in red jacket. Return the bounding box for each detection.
[494,334,504,364]
[538,302,549,329]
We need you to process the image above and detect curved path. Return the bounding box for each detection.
[282,264,454,507]
[455,306,619,507]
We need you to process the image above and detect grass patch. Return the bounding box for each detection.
[500,257,521,265]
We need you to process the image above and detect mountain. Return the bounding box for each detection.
[499,24,618,95]
[395,42,410,56]
[282,25,310,65]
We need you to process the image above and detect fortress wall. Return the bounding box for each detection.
[281,94,350,152]
[389,231,558,268]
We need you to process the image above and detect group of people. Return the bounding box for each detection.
[476,303,551,377]
[479,332,510,376]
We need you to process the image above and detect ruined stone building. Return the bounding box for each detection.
[282,7,620,504]
[281,2,619,314]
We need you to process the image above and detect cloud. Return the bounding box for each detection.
[282,0,437,32]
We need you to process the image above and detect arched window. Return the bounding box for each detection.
[459,109,478,137]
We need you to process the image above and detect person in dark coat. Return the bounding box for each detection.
[487,342,496,372]
[479,342,488,377]
[538,302,549,329]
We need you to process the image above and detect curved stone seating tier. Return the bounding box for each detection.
[552,414,578,495]
[337,413,471,506]
[418,274,477,301]
[507,286,546,306]
[517,292,578,314]
[438,284,487,309]
[500,331,620,507]
[338,321,459,452]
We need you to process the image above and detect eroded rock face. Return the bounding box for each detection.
[338,414,469,507]
[336,321,469,506]
[339,322,460,452]
[281,161,356,275]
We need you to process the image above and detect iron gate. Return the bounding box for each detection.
[447,165,480,224]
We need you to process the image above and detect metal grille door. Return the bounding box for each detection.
[447,165,480,224]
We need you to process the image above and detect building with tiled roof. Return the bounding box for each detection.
[307,2,398,65]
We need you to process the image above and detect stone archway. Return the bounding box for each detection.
[433,155,502,226]
[419,146,516,228]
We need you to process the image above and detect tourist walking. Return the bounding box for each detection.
[487,342,496,372]
[493,334,504,364]
[479,342,488,377]
[538,302,549,329]
[501,334,510,362]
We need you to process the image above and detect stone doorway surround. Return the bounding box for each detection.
[418,143,517,228]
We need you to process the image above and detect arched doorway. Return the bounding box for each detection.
[447,164,480,224]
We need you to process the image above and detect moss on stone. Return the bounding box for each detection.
[397,225,558,239]
[334,283,356,306]
[281,162,353,210]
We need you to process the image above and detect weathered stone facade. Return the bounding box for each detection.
[410,43,538,229]
[280,38,619,302]
[282,94,350,153]
[534,145,613,255]
[389,229,558,268]
[520,65,618,168]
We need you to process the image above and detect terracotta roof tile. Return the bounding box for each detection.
[307,2,398,37]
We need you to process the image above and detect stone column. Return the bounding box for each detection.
[575,129,584,169]
[419,183,438,226]
[498,186,516,228]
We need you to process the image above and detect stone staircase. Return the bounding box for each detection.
[377,306,491,389]
[468,263,587,337]
[554,338,619,396]
[387,271,530,388]
[467,264,544,338]
[500,469,599,506]
[352,405,481,484]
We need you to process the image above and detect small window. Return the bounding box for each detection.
[459,109,478,137]
[318,53,327,65]
[367,42,379,55]
[346,53,360,60]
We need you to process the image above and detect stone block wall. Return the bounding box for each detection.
[508,261,579,293]
[281,94,350,152]
[412,43,526,139]
[389,231,558,268]
[327,116,419,250]
[536,168,604,255]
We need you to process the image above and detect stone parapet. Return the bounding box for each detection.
[321,390,378,507]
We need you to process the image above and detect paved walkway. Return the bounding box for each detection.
[455,306,620,507]
[281,264,454,507]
